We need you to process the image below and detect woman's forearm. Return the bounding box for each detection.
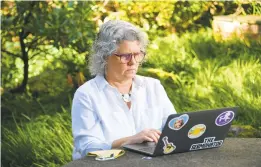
[111,136,133,148]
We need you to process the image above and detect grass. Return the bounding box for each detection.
[141,28,261,128]
[2,28,261,167]
[1,108,73,167]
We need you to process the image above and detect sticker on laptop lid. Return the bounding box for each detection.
[168,114,189,130]
[162,136,176,154]
[190,137,223,151]
[215,111,235,126]
[188,124,206,139]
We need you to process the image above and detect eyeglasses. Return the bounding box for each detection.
[114,51,146,64]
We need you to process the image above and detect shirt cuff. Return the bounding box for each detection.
[82,141,112,157]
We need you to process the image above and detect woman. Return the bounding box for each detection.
[72,20,176,160]
[174,119,184,129]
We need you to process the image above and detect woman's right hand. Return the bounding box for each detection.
[127,129,161,145]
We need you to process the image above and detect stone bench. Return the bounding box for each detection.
[62,138,261,167]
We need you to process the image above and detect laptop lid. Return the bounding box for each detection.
[152,107,238,156]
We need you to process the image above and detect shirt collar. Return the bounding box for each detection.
[94,74,144,91]
[133,75,144,88]
[94,75,109,91]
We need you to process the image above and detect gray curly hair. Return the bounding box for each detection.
[89,20,149,76]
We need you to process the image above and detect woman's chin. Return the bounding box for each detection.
[127,74,136,79]
[124,72,136,79]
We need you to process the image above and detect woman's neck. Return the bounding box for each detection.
[105,75,133,94]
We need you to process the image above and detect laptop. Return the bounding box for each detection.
[123,107,238,156]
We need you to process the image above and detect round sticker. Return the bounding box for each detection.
[188,124,206,139]
[215,111,235,126]
[168,114,189,130]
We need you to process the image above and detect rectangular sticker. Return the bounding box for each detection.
[190,137,223,151]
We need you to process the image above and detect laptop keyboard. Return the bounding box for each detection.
[139,146,156,153]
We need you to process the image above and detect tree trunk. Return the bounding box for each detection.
[10,30,29,93]
[10,2,35,93]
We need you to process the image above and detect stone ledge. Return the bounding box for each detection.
[228,125,261,138]
[213,15,261,41]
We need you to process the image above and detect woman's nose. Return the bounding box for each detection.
[128,54,136,65]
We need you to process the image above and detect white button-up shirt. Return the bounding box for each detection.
[71,75,176,160]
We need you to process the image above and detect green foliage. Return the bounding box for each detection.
[1,1,259,91]
[2,29,261,167]
[1,1,96,52]
[93,1,260,39]
[140,28,261,128]
[1,88,73,129]
[228,125,261,138]
[1,1,261,167]
[1,109,72,167]
[1,1,96,91]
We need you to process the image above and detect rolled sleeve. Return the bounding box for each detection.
[71,90,112,160]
